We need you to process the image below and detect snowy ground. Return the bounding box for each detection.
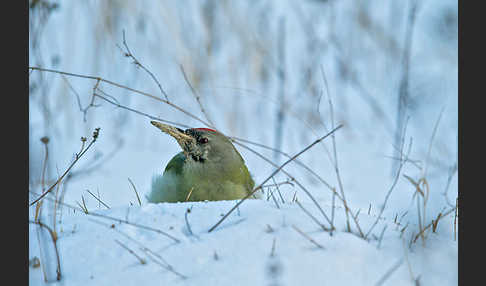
[29,199,457,286]
[29,0,457,285]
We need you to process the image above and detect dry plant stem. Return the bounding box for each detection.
[269,188,281,209]
[35,138,49,222]
[208,125,343,233]
[233,140,334,227]
[62,75,98,122]
[261,179,294,189]
[30,190,181,243]
[319,66,362,235]
[443,163,458,207]
[52,180,61,231]
[143,250,187,279]
[291,225,324,249]
[394,0,420,174]
[29,220,62,281]
[85,189,110,209]
[423,91,446,178]
[28,67,212,128]
[94,93,192,129]
[127,178,142,207]
[374,258,404,286]
[365,120,411,239]
[326,77,353,234]
[229,136,333,190]
[184,208,197,238]
[121,30,169,102]
[377,225,388,249]
[270,237,277,257]
[30,128,100,206]
[413,207,455,243]
[272,176,286,204]
[114,239,146,265]
[179,64,216,129]
[295,200,331,231]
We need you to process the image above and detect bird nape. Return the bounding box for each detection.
[146,121,256,203]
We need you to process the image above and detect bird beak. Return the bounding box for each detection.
[150,121,195,150]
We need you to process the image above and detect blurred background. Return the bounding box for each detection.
[29,0,457,226]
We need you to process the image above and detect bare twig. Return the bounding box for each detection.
[85,189,110,209]
[208,125,343,232]
[114,239,146,265]
[270,237,277,257]
[295,200,332,232]
[76,195,89,214]
[320,65,364,236]
[184,207,198,238]
[127,178,142,207]
[29,220,61,281]
[233,140,335,228]
[375,258,404,286]
[179,64,216,128]
[377,225,388,249]
[30,128,101,206]
[365,119,411,239]
[28,66,212,128]
[292,225,324,249]
[413,207,456,243]
[394,0,420,173]
[120,30,169,101]
[272,177,286,204]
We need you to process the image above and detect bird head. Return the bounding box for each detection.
[150,121,240,164]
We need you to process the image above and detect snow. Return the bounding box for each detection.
[29,199,457,286]
[29,0,457,285]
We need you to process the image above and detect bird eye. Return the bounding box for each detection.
[199,137,208,144]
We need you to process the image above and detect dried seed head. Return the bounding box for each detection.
[40,136,49,144]
[93,127,101,139]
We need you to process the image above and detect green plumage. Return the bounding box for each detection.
[146,123,255,203]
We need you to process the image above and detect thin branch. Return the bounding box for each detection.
[127,177,142,207]
[365,119,411,239]
[29,220,62,281]
[233,140,336,227]
[120,30,169,101]
[295,200,332,232]
[321,66,363,237]
[28,66,212,128]
[85,189,110,209]
[30,128,101,206]
[375,258,404,286]
[413,207,455,243]
[179,64,216,128]
[114,239,146,265]
[292,225,325,249]
[423,106,445,178]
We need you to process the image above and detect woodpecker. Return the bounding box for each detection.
[147,121,255,203]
